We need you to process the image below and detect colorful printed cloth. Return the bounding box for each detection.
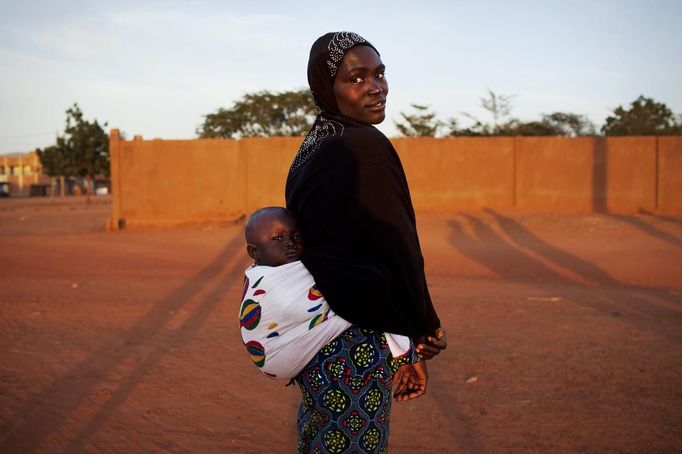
[296,326,416,453]
[239,262,411,380]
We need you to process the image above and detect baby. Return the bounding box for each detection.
[239,206,410,380]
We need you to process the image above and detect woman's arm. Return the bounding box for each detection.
[415,327,447,359]
[348,132,442,334]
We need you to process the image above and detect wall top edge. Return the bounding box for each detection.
[107,130,680,143]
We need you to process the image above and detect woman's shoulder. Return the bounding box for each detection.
[340,124,391,147]
[317,124,394,161]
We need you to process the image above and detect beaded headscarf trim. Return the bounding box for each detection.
[290,32,374,173]
[325,32,368,78]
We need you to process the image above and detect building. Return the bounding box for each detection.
[0,151,52,196]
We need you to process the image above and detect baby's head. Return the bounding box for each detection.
[245,207,303,266]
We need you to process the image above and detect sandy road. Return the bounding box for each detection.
[0,196,680,452]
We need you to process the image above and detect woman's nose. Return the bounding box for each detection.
[368,84,382,95]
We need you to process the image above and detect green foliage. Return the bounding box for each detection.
[64,104,109,178]
[447,116,488,136]
[37,103,109,178]
[452,113,492,136]
[449,89,515,136]
[499,120,562,136]
[446,89,597,137]
[480,88,514,133]
[488,113,596,137]
[395,104,443,137]
[602,96,682,135]
[197,89,316,139]
[36,145,67,177]
[540,112,596,137]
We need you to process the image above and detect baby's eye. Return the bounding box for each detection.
[292,234,303,241]
[272,235,283,241]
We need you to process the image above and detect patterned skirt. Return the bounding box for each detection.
[295,326,414,453]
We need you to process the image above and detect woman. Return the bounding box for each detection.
[286,32,446,453]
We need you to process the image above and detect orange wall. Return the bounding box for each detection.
[659,136,682,214]
[515,136,658,211]
[109,131,299,228]
[393,137,515,210]
[108,131,681,228]
[517,137,596,211]
[242,137,301,212]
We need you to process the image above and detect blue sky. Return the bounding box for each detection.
[1,0,680,153]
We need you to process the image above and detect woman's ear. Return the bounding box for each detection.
[246,244,259,262]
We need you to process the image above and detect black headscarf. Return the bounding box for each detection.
[286,32,440,338]
[290,32,378,173]
[307,32,378,114]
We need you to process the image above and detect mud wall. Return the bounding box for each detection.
[658,137,682,213]
[109,132,300,228]
[108,131,681,228]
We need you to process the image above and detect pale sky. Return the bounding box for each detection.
[1,0,681,154]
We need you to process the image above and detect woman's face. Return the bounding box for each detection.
[332,45,388,124]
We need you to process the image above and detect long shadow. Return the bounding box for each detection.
[607,213,682,249]
[447,213,682,344]
[485,210,682,306]
[453,213,570,283]
[484,209,620,285]
[0,231,246,451]
[64,253,252,451]
[638,209,682,227]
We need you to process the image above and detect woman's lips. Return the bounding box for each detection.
[366,98,386,112]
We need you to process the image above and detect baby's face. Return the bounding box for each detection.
[250,214,304,266]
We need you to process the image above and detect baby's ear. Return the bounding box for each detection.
[246,244,259,261]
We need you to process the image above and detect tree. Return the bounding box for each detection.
[541,112,595,136]
[499,120,562,136]
[36,144,69,197]
[602,96,682,135]
[395,103,443,137]
[37,103,109,200]
[493,113,595,137]
[448,88,597,137]
[480,88,515,134]
[197,89,316,139]
[447,116,489,136]
[65,104,109,199]
[448,89,515,136]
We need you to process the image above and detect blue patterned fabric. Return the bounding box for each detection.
[296,326,415,453]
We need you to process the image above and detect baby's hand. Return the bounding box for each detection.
[416,326,447,360]
[392,362,428,402]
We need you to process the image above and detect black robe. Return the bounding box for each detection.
[285,121,440,338]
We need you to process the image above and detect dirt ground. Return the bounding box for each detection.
[0,196,680,453]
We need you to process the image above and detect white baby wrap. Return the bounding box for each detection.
[239,261,411,380]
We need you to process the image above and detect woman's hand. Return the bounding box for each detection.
[415,326,447,360]
[392,361,428,401]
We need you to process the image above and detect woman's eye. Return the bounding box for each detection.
[376,72,385,79]
[350,76,363,84]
